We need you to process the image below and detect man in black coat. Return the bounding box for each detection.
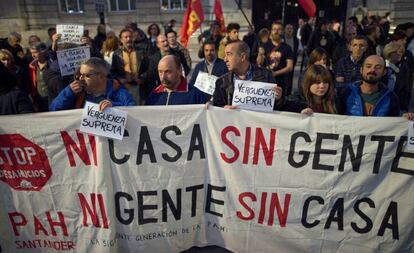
[142,34,190,99]
[111,28,148,104]
[307,19,336,59]
[213,41,283,109]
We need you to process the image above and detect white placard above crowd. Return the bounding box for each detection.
[56,24,84,44]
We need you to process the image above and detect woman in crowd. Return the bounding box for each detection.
[0,61,33,115]
[0,49,29,94]
[101,35,119,67]
[300,64,337,114]
[382,41,411,111]
[307,47,330,68]
[282,64,338,114]
[147,23,161,55]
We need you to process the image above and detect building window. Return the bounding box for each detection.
[161,0,188,10]
[59,0,84,13]
[109,0,136,11]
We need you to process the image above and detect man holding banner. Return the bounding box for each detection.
[213,41,283,110]
[50,57,135,111]
[145,55,208,106]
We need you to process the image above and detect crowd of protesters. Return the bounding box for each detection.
[1,15,414,120]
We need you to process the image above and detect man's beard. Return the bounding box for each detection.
[271,34,280,41]
[362,73,382,84]
[205,54,214,62]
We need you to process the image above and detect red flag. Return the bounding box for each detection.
[298,0,316,18]
[214,0,225,34]
[180,0,204,48]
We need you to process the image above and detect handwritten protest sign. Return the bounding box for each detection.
[57,46,90,76]
[194,71,218,95]
[408,121,414,150]
[232,80,276,112]
[80,102,127,140]
[56,24,84,44]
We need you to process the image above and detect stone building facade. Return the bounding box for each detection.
[0,0,252,46]
[0,0,411,47]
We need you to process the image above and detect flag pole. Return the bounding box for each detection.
[282,0,286,24]
[233,0,254,31]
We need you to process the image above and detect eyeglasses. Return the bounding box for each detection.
[79,72,100,79]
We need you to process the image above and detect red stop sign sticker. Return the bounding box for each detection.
[0,134,52,191]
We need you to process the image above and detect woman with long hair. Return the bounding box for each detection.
[147,23,161,54]
[307,47,330,68]
[0,49,29,94]
[101,35,119,66]
[301,64,337,114]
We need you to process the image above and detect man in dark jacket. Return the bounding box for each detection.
[335,35,368,87]
[142,34,190,99]
[111,28,147,105]
[189,40,228,86]
[145,55,208,105]
[0,32,25,68]
[213,41,283,109]
[307,19,336,59]
[93,24,106,51]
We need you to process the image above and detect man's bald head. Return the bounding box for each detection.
[158,55,182,91]
[363,54,385,68]
[361,55,385,85]
[159,55,181,70]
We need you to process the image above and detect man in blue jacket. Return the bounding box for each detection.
[145,55,208,106]
[50,57,135,111]
[337,55,414,118]
[188,40,228,86]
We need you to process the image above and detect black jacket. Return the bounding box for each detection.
[0,63,33,115]
[142,49,190,98]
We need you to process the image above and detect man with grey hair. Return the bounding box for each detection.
[50,57,136,111]
[213,41,284,109]
[0,32,25,67]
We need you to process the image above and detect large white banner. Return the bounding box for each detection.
[0,106,413,252]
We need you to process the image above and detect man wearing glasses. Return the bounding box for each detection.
[50,57,136,111]
[335,35,368,89]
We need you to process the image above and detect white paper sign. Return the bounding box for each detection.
[80,102,127,140]
[408,121,414,150]
[194,71,218,95]
[57,46,91,76]
[56,24,84,44]
[232,80,276,112]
